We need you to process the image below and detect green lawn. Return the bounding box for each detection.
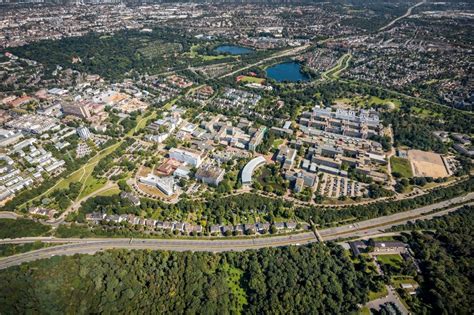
[78,177,107,199]
[138,41,181,59]
[390,156,413,178]
[96,186,121,197]
[188,44,231,61]
[377,254,403,268]
[335,95,401,110]
[239,75,265,84]
[411,106,443,119]
[368,285,388,301]
[392,276,418,289]
[272,138,284,149]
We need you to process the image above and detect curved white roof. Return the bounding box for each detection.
[241,156,266,184]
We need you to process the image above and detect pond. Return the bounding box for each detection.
[265,61,310,82]
[215,45,254,55]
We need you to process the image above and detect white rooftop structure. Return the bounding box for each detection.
[241,156,266,184]
[139,174,175,196]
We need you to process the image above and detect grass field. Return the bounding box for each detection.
[96,186,121,197]
[377,254,403,268]
[390,156,413,178]
[131,111,157,136]
[188,44,231,61]
[368,285,388,301]
[272,138,284,149]
[411,106,443,118]
[334,95,401,110]
[238,75,265,84]
[358,306,371,315]
[78,177,107,199]
[138,41,181,59]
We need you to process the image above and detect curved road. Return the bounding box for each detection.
[0,193,472,270]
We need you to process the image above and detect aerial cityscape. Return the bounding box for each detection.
[0,0,472,313]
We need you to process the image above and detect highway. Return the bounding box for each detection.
[220,44,309,78]
[0,193,472,270]
[379,0,426,31]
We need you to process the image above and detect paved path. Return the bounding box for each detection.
[0,211,19,219]
[43,182,116,227]
[0,194,472,270]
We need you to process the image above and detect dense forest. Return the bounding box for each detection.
[5,28,195,81]
[395,206,474,314]
[388,205,474,232]
[0,218,51,239]
[0,243,375,314]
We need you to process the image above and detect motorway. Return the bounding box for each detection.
[0,193,472,270]
[220,44,309,78]
[379,0,427,31]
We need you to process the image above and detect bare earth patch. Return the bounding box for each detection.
[408,149,449,178]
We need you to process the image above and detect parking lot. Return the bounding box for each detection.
[319,174,366,198]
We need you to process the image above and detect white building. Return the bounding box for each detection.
[139,174,175,196]
[169,148,203,167]
[0,128,23,147]
[77,126,91,140]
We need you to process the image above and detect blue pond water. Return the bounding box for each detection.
[215,45,254,55]
[266,61,310,82]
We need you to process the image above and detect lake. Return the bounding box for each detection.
[215,45,254,55]
[266,61,310,82]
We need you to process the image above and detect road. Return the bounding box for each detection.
[366,285,409,315]
[322,53,352,80]
[0,211,19,219]
[0,193,472,270]
[379,0,426,31]
[220,44,309,78]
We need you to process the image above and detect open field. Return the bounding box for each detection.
[96,186,121,197]
[376,254,403,268]
[390,156,413,178]
[368,285,388,301]
[334,95,400,110]
[238,75,265,84]
[272,138,284,149]
[138,41,181,59]
[411,106,443,119]
[131,111,157,135]
[78,177,107,199]
[188,44,232,61]
[408,149,449,178]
